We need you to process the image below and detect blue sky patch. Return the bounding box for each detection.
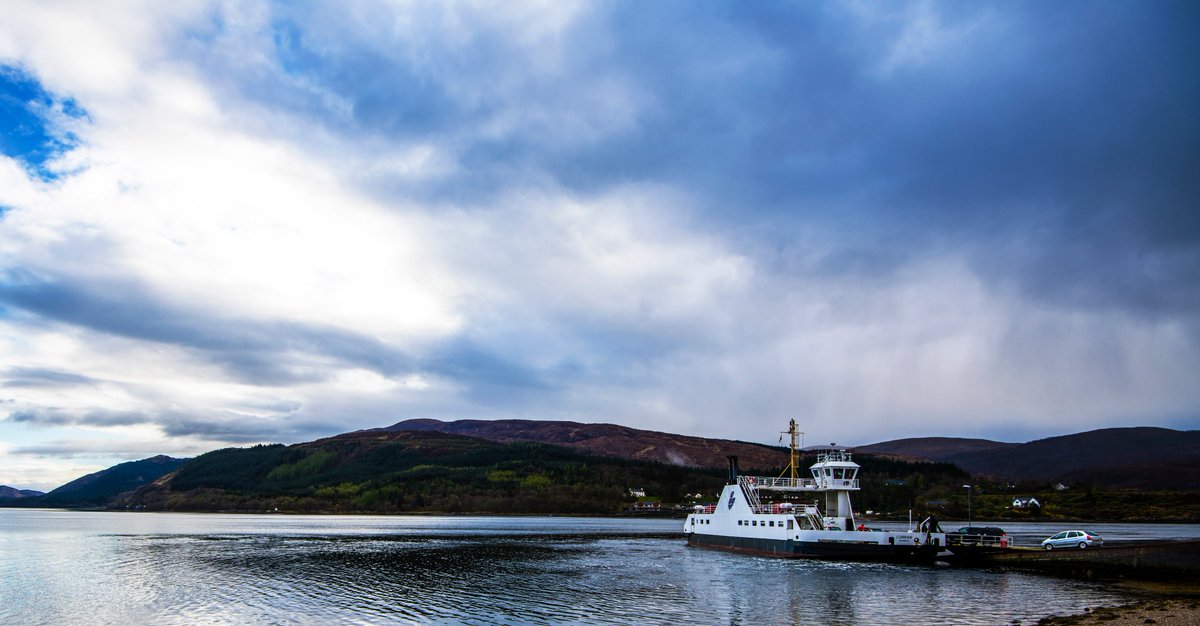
[0,65,88,180]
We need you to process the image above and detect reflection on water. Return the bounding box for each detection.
[4,511,1193,625]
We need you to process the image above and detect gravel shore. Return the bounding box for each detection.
[1038,597,1200,625]
[1037,579,1200,626]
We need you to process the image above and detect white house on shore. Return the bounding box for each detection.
[1012,497,1041,509]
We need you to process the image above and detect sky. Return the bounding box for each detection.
[1,1,1197,491]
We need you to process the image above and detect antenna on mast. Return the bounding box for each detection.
[779,419,804,482]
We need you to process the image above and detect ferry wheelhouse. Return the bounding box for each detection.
[683,420,945,561]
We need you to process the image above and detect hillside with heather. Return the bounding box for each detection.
[853,427,1200,489]
[114,427,978,516]
[380,419,789,470]
[120,429,729,514]
[853,437,1017,460]
[5,421,1199,520]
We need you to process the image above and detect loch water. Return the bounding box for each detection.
[3,509,1198,625]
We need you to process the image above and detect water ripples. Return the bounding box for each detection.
[3,512,1175,624]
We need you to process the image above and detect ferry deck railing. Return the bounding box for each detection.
[945,533,1011,548]
[737,476,764,511]
[743,476,860,491]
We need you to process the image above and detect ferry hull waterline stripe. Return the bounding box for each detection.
[685,533,939,561]
[683,419,946,563]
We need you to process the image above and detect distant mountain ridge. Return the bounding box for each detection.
[854,427,1200,489]
[40,455,187,506]
[0,485,44,498]
[853,437,1017,459]
[7,422,1199,514]
[120,429,731,514]
[381,418,789,470]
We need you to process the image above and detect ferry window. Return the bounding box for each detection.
[788,519,794,530]
[769,521,774,527]
[752,521,757,527]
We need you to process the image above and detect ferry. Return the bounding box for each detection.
[683,420,945,562]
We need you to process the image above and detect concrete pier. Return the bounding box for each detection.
[950,540,1200,582]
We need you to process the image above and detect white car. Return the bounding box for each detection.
[1041,530,1103,550]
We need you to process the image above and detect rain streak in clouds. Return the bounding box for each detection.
[0,1,1197,489]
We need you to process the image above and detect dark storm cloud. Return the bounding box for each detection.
[0,275,552,397]
[159,411,357,443]
[0,276,405,382]
[8,407,150,427]
[11,441,170,457]
[5,405,335,449]
[851,3,1200,317]
[201,1,1197,321]
[2,367,99,388]
[569,2,1199,319]
[424,336,551,402]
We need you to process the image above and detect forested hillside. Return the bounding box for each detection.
[121,430,729,514]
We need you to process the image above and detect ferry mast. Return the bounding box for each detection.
[780,419,803,482]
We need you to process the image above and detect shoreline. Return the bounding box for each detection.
[1039,598,1200,625]
[1038,581,1200,625]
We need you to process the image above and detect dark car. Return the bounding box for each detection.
[952,526,1006,536]
[949,526,1009,547]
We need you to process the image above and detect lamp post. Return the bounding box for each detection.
[963,484,972,528]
